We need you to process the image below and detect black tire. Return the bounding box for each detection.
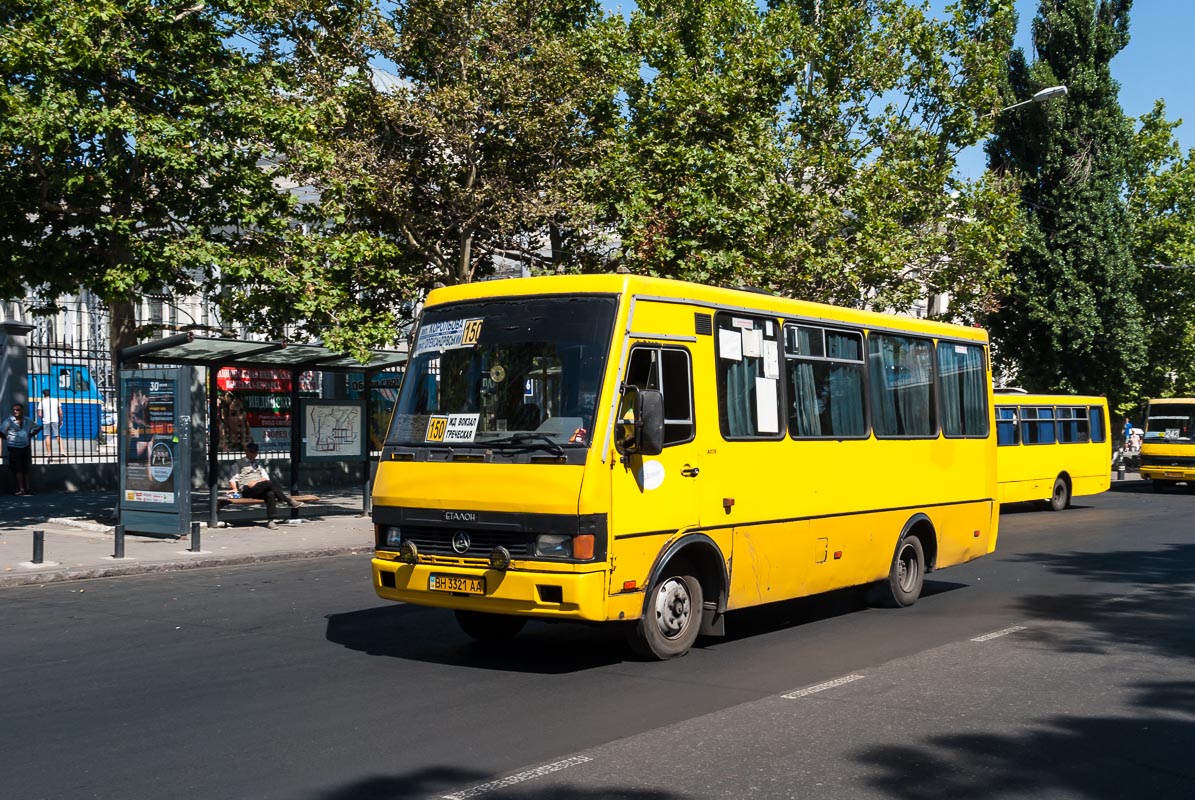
[1048,476,1071,511]
[629,572,703,660]
[454,610,526,643]
[875,535,925,608]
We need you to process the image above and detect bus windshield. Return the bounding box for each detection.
[387,295,618,448]
[1144,403,1195,443]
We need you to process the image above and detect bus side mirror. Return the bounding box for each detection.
[635,390,665,456]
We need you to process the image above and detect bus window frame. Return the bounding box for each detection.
[714,312,786,442]
[935,339,991,440]
[866,330,940,440]
[782,320,870,441]
[622,344,696,448]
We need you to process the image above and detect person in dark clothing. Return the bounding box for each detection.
[1,403,38,495]
[229,442,302,529]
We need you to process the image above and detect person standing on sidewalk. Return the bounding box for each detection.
[1,403,38,495]
[38,389,65,460]
[229,442,302,529]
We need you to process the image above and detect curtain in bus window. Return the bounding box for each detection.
[868,334,934,436]
[790,327,821,436]
[1057,407,1089,443]
[724,355,761,436]
[937,343,988,437]
[826,332,865,435]
[1090,406,1106,442]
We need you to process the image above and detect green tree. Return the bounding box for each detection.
[985,0,1145,404]
[609,0,1021,322]
[0,0,315,348]
[1126,101,1195,400]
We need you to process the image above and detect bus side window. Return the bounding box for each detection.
[623,346,693,446]
[996,407,1018,445]
[1089,406,1106,442]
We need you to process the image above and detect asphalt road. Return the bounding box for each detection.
[3,480,1194,800]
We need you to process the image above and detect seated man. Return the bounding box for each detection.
[230,442,302,529]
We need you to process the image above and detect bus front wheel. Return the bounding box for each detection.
[1048,476,1071,511]
[875,535,925,608]
[455,610,526,643]
[629,571,703,660]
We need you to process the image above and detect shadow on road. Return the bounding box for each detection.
[312,765,687,800]
[1011,542,1195,662]
[325,604,629,673]
[852,679,1195,799]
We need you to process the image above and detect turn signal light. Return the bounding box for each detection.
[573,534,594,560]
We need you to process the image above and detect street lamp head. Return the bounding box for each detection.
[1032,85,1068,103]
[995,85,1069,115]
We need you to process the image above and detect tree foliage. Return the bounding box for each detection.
[610,0,1022,322]
[0,0,312,343]
[1126,101,1195,400]
[985,0,1145,404]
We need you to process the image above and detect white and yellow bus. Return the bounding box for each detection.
[371,275,999,658]
[993,393,1111,510]
[1139,397,1195,492]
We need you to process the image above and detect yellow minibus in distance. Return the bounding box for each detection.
[371,275,999,659]
[1139,397,1195,492]
[993,393,1111,510]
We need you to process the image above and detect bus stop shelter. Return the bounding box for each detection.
[118,332,407,530]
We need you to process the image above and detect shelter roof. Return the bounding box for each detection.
[118,333,407,373]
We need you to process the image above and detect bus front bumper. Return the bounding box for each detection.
[371,559,609,621]
[1140,466,1195,482]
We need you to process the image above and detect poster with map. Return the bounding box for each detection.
[301,400,366,461]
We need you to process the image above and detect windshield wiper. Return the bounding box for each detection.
[484,433,566,455]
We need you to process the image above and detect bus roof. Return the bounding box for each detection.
[425,274,989,343]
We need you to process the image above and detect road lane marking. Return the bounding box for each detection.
[782,673,864,699]
[441,755,593,799]
[971,625,1026,642]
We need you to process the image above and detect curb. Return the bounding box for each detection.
[0,545,375,589]
[48,517,116,534]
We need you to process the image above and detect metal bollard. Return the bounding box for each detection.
[33,529,44,564]
[1117,462,1126,481]
[113,524,125,559]
[189,521,201,553]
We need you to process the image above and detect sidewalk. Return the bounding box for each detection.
[0,489,375,588]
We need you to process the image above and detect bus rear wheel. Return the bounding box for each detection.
[454,610,526,643]
[629,572,703,660]
[875,535,925,608]
[1048,476,1071,511]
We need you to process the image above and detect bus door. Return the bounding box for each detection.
[609,341,702,592]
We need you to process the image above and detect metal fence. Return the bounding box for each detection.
[26,342,119,465]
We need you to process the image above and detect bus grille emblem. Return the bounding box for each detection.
[452,531,471,554]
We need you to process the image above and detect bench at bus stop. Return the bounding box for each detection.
[215,493,322,526]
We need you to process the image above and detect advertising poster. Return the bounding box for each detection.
[216,368,318,453]
[347,371,403,452]
[123,374,177,504]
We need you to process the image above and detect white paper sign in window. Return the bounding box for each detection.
[719,329,743,361]
[742,328,763,358]
[755,377,779,433]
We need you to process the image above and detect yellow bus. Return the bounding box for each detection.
[371,275,999,659]
[1139,397,1195,492]
[993,393,1111,510]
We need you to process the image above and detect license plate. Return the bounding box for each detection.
[429,574,485,595]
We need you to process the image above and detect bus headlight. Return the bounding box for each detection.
[535,534,571,558]
[383,526,403,546]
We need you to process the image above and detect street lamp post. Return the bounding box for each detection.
[997,85,1068,114]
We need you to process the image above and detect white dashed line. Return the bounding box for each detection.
[971,625,1026,642]
[781,673,864,699]
[441,756,593,799]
